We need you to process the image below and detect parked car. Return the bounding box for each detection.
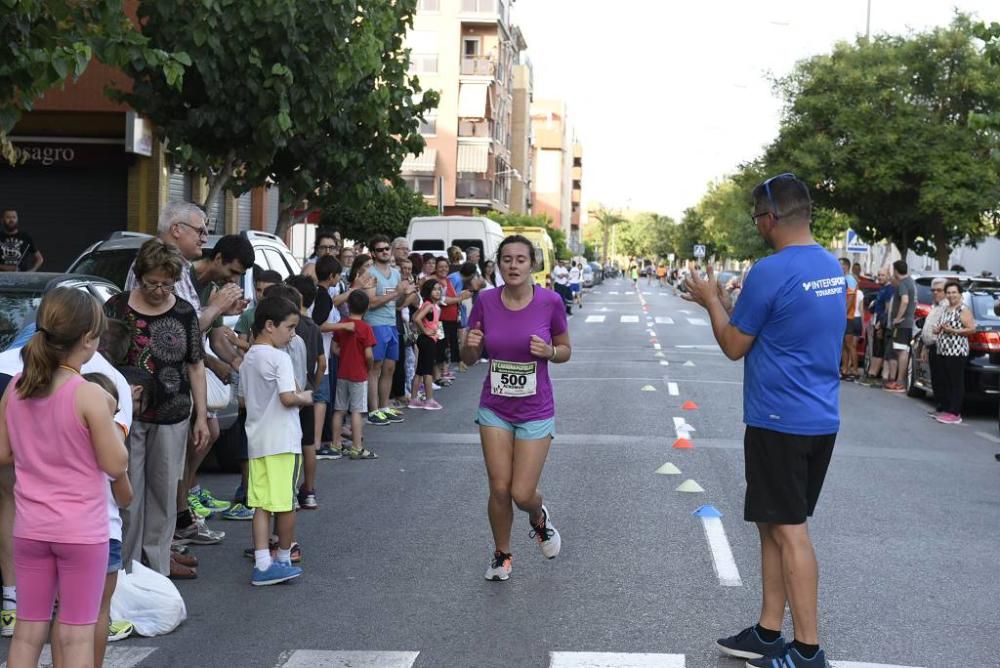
[0,273,120,352]
[906,285,1000,402]
[588,261,604,286]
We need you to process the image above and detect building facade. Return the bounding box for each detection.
[530,99,583,251]
[509,62,534,214]
[402,0,526,216]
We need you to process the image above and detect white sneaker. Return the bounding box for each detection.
[530,505,561,559]
[484,551,512,581]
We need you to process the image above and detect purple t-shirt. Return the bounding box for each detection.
[468,286,568,423]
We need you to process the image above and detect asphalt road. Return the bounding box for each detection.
[5,278,999,668]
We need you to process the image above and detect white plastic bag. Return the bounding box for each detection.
[110,560,187,636]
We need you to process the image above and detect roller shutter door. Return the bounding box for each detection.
[168,169,192,203]
[237,191,252,233]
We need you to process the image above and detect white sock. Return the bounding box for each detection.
[254,549,272,572]
[190,485,202,495]
[276,548,292,564]
[2,587,14,608]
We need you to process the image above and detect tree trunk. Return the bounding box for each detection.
[933,227,951,270]
[601,227,610,262]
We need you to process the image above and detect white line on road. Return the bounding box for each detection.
[276,651,420,668]
[655,316,674,324]
[676,344,720,350]
[673,416,695,434]
[659,292,670,296]
[974,430,1000,444]
[625,291,635,294]
[830,663,925,668]
[608,291,619,294]
[549,652,685,668]
[700,516,743,587]
[620,315,639,323]
[686,317,709,326]
[585,315,606,323]
[660,360,670,366]
[653,343,662,350]
[1,647,158,668]
[668,382,679,395]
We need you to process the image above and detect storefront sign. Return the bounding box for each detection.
[3,140,133,168]
[125,111,154,156]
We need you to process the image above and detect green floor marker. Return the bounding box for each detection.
[675,479,704,493]
[656,462,681,475]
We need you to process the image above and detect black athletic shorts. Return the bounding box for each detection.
[299,405,315,447]
[744,426,836,525]
[892,326,912,347]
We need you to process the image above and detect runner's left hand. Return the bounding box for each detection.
[529,334,551,359]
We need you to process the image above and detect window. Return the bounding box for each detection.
[417,0,439,10]
[263,248,293,279]
[463,38,481,58]
[405,176,436,196]
[413,239,445,251]
[419,115,437,135]
[407,30,439,74]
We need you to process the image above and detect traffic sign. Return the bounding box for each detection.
[846,229,869,253]
[693,244,706,258]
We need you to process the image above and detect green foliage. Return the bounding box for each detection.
[582,241,596,262]
[0,0,187,161]
[486,211,572,260]
[765,15,1000,266]
[590,206,625,261]
[320,183,435,242]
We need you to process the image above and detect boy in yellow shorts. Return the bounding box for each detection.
[239,295,314,586]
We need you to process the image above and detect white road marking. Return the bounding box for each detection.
[608,291,619,294]
[276,651,420,668]
[1,646,158,668]
[678,308,693,314]
[667,382,679,395]
[700,516,743,587]
[549,652,685,668]
[830,663,925,668]
[683,361,696,367]
[620,315,639,323]
[655,316,674,324]
[673,416,695,434]
[974,430,1000,444]
[653,343,662,350]
[660,360,670,366]
[676,344,720,350]
[625,291,635,294]
[686,317,708,326]
[659,292,670,296]
[585,315,606,323]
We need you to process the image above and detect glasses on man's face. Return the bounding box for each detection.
[932,288,944,293]
[141,280,176,294]
[317,244,337,252]
[373,246,390,253]
[177,221,209,238]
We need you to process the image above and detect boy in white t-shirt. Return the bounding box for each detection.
[239,296,313,586]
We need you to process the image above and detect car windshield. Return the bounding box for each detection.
[0,292,43,351]
[970,292,1000,323]
[72,251,136,290]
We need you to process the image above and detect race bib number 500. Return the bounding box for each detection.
[490,360,537,397]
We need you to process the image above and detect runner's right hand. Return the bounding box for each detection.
[466,321,484,349]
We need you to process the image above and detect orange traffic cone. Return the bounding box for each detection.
[673,438,693,449]
[681,401,699,410]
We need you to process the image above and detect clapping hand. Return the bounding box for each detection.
[681,264,718,309]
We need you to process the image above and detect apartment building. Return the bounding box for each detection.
[402,0,527,216]
[530,99,583,252]
[509,63,534,214]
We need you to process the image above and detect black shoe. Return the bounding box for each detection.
[995,453,1000,462]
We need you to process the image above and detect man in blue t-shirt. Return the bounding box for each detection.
[683,173,842,668]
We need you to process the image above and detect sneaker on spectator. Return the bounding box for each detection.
[251,561,302,586]
[745,643,827,668]
[408,398,426,409]
[297,489,318,510]
[423,399,443,410]
[195,488,231,511]
[107,620,134,642]
[187,495,214,519]
[349,447,379,460]
[432,383,443,391]
[935,412,962,424]
[221,503,254,521]
[716,626,785,660]
[367,410,390,426]
[174,519,224,545]
[383,407,405,423]
[1,606,15,638]
[316,446,342,460]
[883,382,906,393]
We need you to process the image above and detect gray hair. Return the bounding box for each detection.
[391,237,408,250]
[465,246,481,256]
[931,277,948,288]
[158,201,206,235]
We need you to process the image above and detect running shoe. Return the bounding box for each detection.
[174,519,224,545]
[367,410,390,426]
[484,551,513,581]
[186,494,214,519]
[107,620,134,642]
[745,643,827,668]
[0,607,14,638]
[383,407,405,423]
[348,447,379,460]
[315,446,343,460]
[195,487,231,511]
[221,503,254,521]
[432,383,443,391]
[297,489,318,510]
[716,626,785,660]
[529,505,561,559]
[408,398,426,409]
[422,399,443,410]
[251,561,302,586]
[935,412,962,424]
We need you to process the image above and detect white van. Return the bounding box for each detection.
[407,216,506,262]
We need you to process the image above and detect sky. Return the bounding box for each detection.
[511,0,1000,221]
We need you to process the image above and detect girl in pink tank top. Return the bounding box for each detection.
[409,280,445,410]
[0,288,128,668]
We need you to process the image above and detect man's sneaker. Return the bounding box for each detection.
[0,607,15,638]
[315,446,343,460]
[297,489,318,510]
[107,620,134,642]
[484,551,512,581]
[383,407,405,423]
[408,398,426,409]
[251,561,303,586]
[422,399,443,410]
[349,447,378,460]
[746,643,827,668]
[716,626,785,660]
[935,412,962,424]
[174,519,224,545]
[529,505,561,559]
[195,488,231,511]
[187,495,213,519]
[221,503,254,520]
[367,410,390,426]
[432,383,443,391]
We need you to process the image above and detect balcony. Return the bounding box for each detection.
[459,120,492,138]
[460,0,510,31]
[456,177,493,200]
[461,57,495,76]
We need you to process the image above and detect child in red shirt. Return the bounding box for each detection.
[332,290,377,459]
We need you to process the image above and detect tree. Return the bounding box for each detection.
[0,0,188,161]
[590,206,625,262]
[320,183,435,242]
[765,16,1000,266]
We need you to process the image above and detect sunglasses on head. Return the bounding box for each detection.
[751,173,807,225]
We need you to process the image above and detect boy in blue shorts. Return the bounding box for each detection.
[239,296,313,586]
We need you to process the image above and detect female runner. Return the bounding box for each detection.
[462,234,571,581]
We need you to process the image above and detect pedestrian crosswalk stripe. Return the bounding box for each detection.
[549,652,685,667]
[585,315,606,323]
[830,663,924,668]
[275,650,420,667]
[667,382,679,395]
[625,291,635,294]
[659,292,670,296]
[0,646,157,668]
[686,317,708,326]
[620,315,639,323]
[608,291,619,294]
[655,317,674,324]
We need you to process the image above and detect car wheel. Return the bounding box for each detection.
[906,353,924,397]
